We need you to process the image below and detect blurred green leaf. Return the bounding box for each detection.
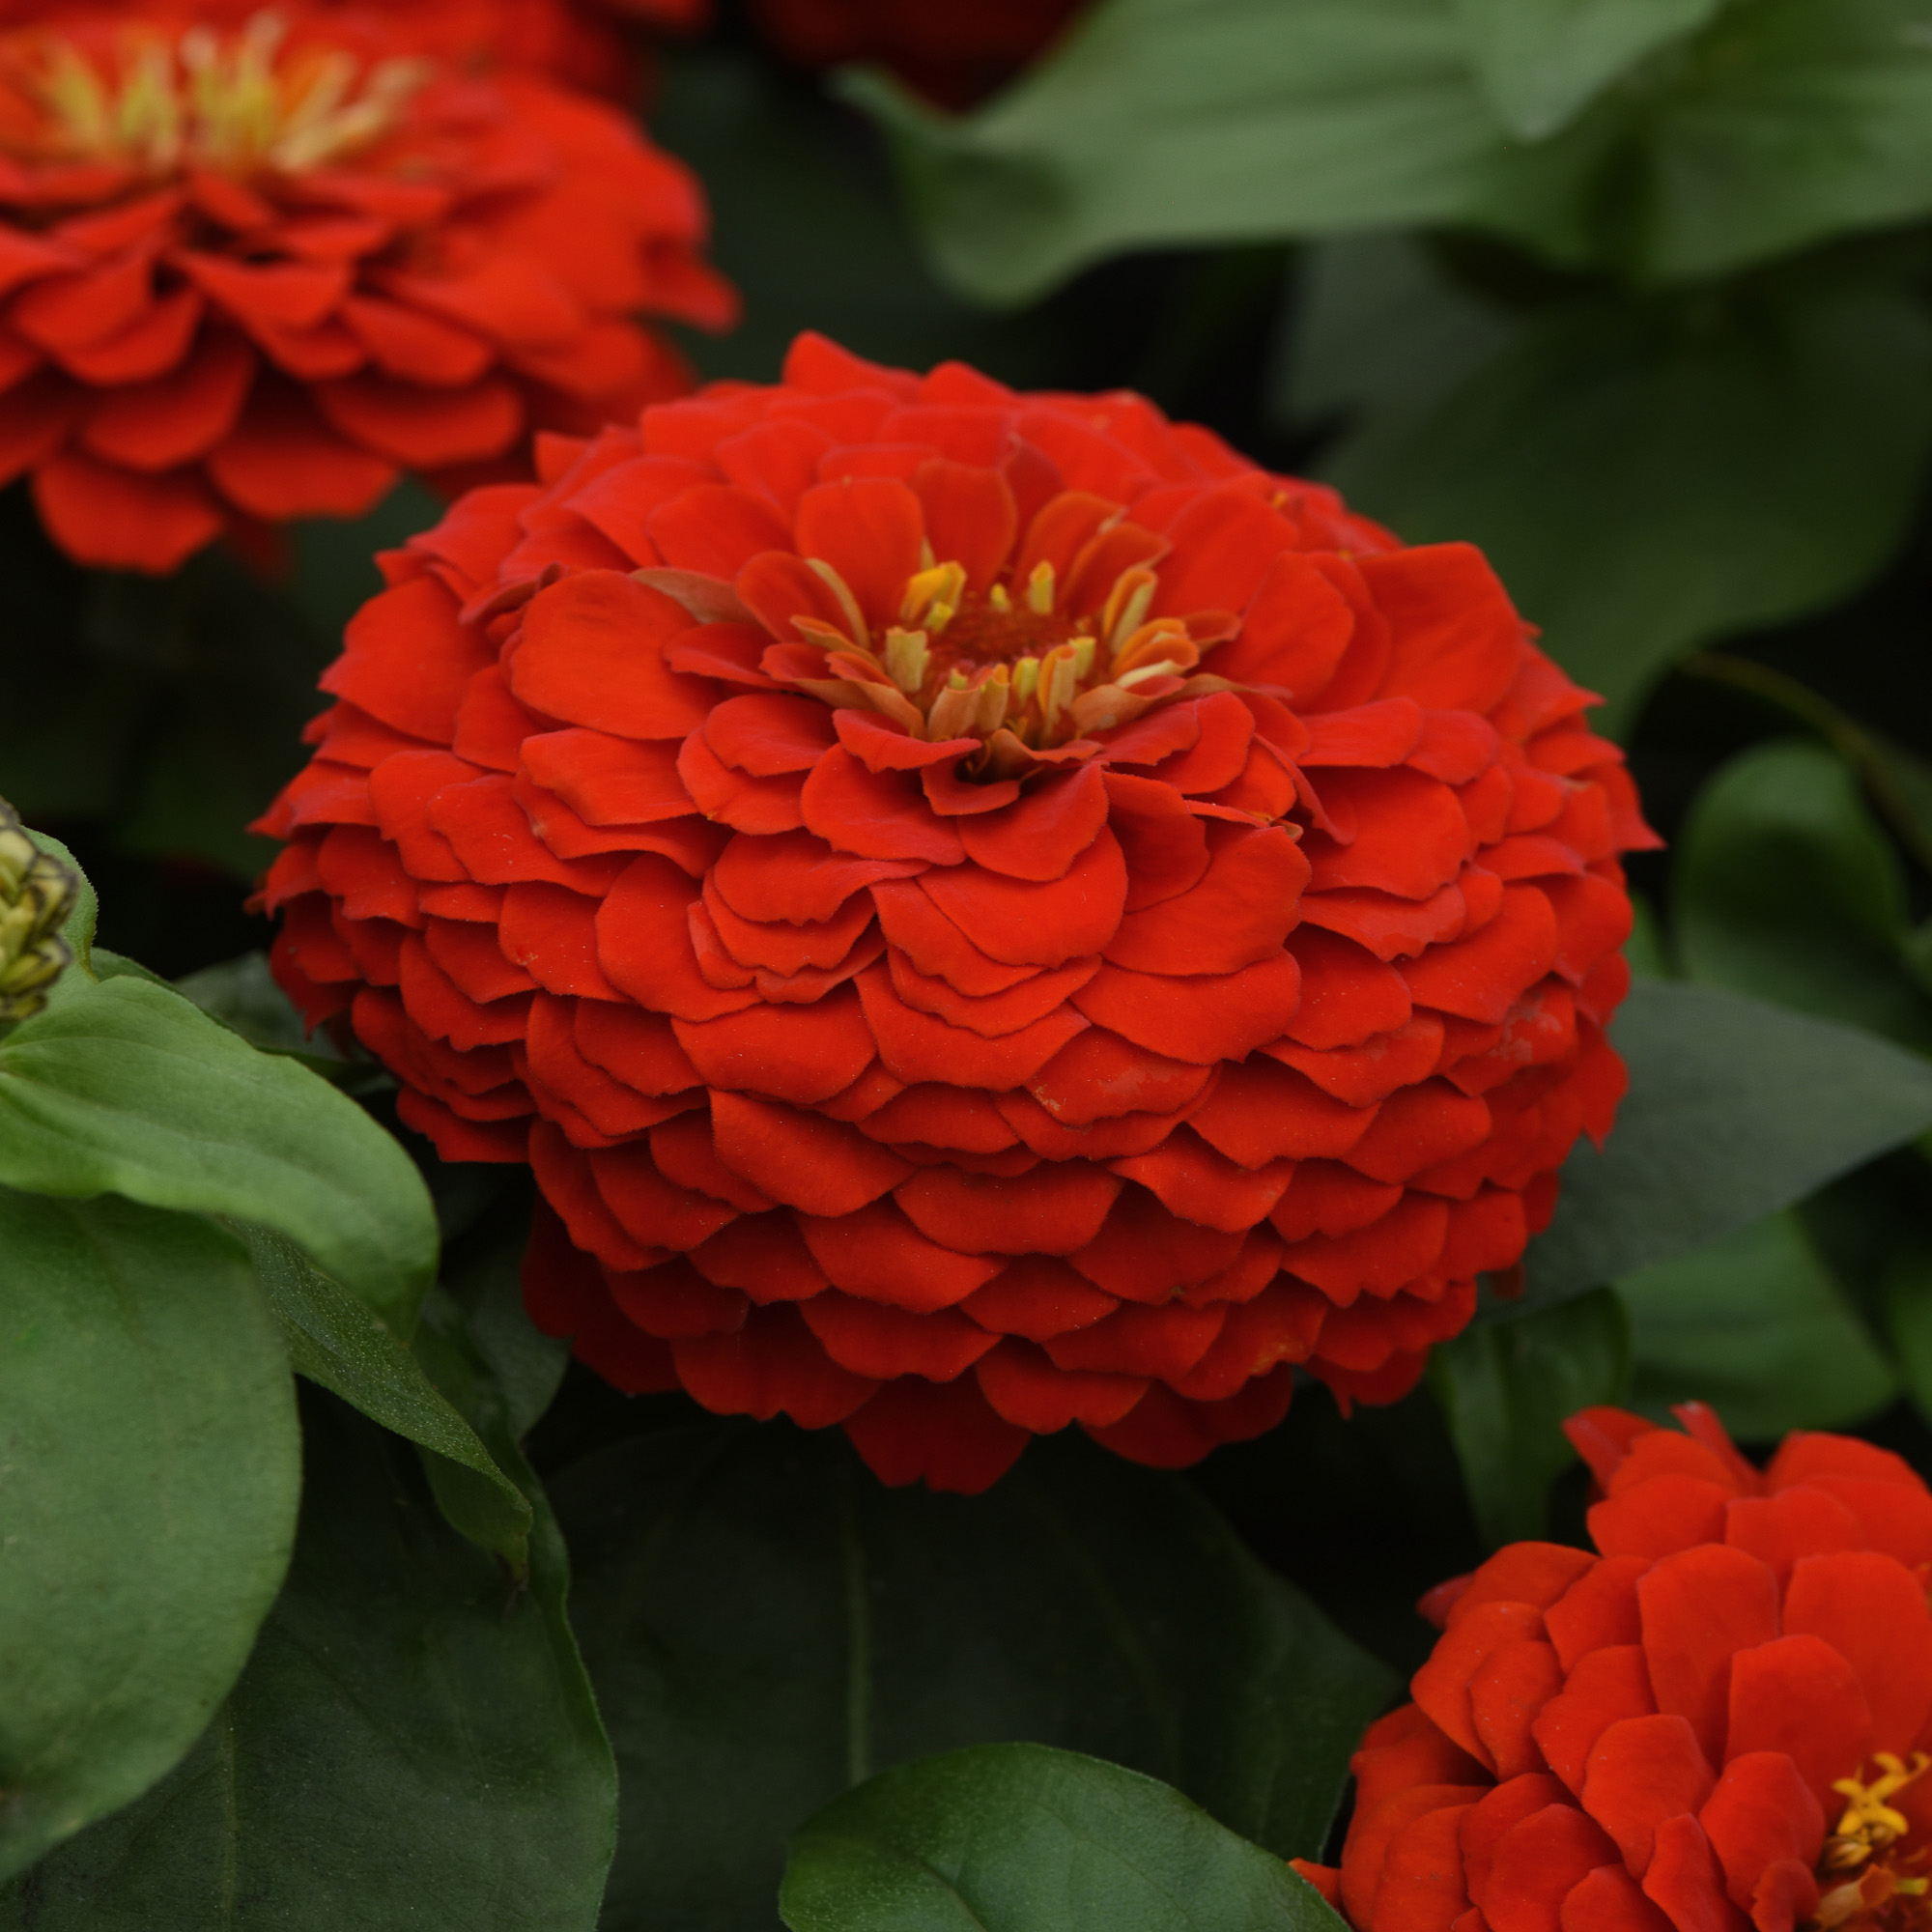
[847,0,1611,308]
[1629,0,1932,282]
[1673,738,1932,1047]
[1452,0,1719,139]
[0,974,437,1326]
[1431,1288,1631,1546]
[244,1225,531,1569]
[437,1192,569,1441]
[1526,980,1932,1303]
[1884,1238,1932,1427]
[1682,652,1932,877]
[781,1744,1343,1932]
[1621,1209,1897,1437]
[1310,262,1932,728]
[7,1388,616,1930]
[0,1189,298,1879]
[554,1421,1391,1930]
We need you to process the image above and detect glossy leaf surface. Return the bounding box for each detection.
[0,1190,298,1879]
[555,1420,1391,1931]
[781,1743,1345,1932]
[7,1390,615,1930]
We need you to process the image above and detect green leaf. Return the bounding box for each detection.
[0,973,437,1327]
[1621,1210,1897,1438]
[781,1743,1342,1932]
[1526,980,1932,1304]
[1631,0,1932,282]
[1430,1288,1631,1547]
[8,1389,617,1930]
[243,1225,531,1569]
[555,1421,1391,1929]
[1673,738,1932,1048]
[1315,267,1932,728]
[437,1191,569,1440]
[0,1188,298,1879]
[1681,652,1932,880]
[848,0,1532,308]
[1452,0,1720,140]
[1884,1238,1932,1428]
[174,950,351,1074]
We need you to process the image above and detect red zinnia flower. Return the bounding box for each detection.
[751,0,1089,108]
[1294,1405,1932,1932]
[0,4,734,573]
[257,332,1650,1492]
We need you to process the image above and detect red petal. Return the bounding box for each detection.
[1783,1549,1932,1756]
[608,1258,749,1339]
[800,748,965,863]
[1531,1645,1657,1796]
[710,1090,914,1215]
[687,1211,829,1303]
[315,371,522,467]
[1472,1638,1566,1781]
[1109,1127,1292,1232]
[1103,771,1211,910]
[856,959,1089,1087]
[1066,1186,1245,1302]
[598,853,758,1023]
[920,832,1127,968]
[960,1256,1118,1339]
[208,379,394,517]
[673,1301,877,1428]
[1104,820,1307,975]
[589,1142,738,1250]
[1374,1799,1478,1932]
[649,1113,776,1213]
[32,453,221,572]
[1559,1864,1676,1932]
[1276,1193,1449,1303]
[1349,1081,1493,1183]
[1343,1783,1490,1932]
[1025,1025,1214,1124]
[1725,1635,1873,1811]
[801,1290,997,1380]
[510,571,715,739]
[1582,1715,1716,1875]
[1731,1476,1862,1584]
[885,945,1098,1039]
[1285,926,1416,1048]
[670,985,876,1104]
[1302,696,1425,768]
[714,828,926,923]
[1413,1599,1548,1768]
[81,328,253,469]
[895,1161,1121,1257]
[1588,1478,1735,1563]
[705,692,838,774]
[958,764,1109,881]
[574,998,700,1095]
[1402,888,1561,1025]
[1637,1546,1779,1764]
[913,458,1017,589]
[1042,1298,1226,1378]
[1074,952,1304,1063]
[1082,1365,1295,1469]
[1697,1753,1825,1916]
[840,1373,1030,1494]
[798,1196,1002,1311]
[975,1338,1145,1431]
[322,575,496,743]
[1640,1813,1748,1932]
[498,882,621,999]
[1482,1803,1618,1932]
[1359,543,1524,715]
[1464,1776,1572,1907]
[793,475,925,629]
[522,729,695,825]
[1266,1013,1446,1106]
[646,482,793,577]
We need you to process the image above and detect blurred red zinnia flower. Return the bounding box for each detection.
[751,0,1088,108]
[0,4,734,572]
[257,332,1651,1493]
[0,0,712,101]
[1294,1405,1932,1932]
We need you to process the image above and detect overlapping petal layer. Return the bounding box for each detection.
[0,2,733,570]
[1297,1406,1932,1932]
[260,330,1651,1492]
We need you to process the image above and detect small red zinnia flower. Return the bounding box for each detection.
[0,4,734,572]
[257,332,1651,1492]
[1294,1405,1932,1932]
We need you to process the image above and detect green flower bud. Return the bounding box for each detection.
[0,801,80,1024]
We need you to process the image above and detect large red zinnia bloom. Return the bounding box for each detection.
[257,332,1650,1492]
[0,4,734,572]
[751,0,1088,108]
[1295,1406,1932,1932]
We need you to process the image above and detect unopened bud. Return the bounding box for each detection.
[0,802,80,1024]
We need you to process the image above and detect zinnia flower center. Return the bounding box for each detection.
[1817,1755,1932,1932]
[790,543,1236,774]
[0,9,427,180]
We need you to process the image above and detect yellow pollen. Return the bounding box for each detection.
[1025,560,1056,616]
[14,9,429,177]
[899,561,966,634]
[1826,1756,1932,1874]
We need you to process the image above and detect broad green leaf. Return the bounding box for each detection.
[1430,1288,1631,1547]
[781,1744,1342,1932]
[554,1421,1392,1930]
[1452,0,1719,140]
[1316,269,1932,728]
[175,950,349,1073]
[1632,0,1932,282]
[1884,1239,1932,1428]
[1621,1210,1897,1438]
[437,1190,569,1440]
[0,973,437,1326]
[7,1389,617,1930]
[1673,739,1932,1048]
[244,1225,531,1568]
[1525,980,1932,1304]
[847,0,1552,308]
[0,1188,298,1879]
